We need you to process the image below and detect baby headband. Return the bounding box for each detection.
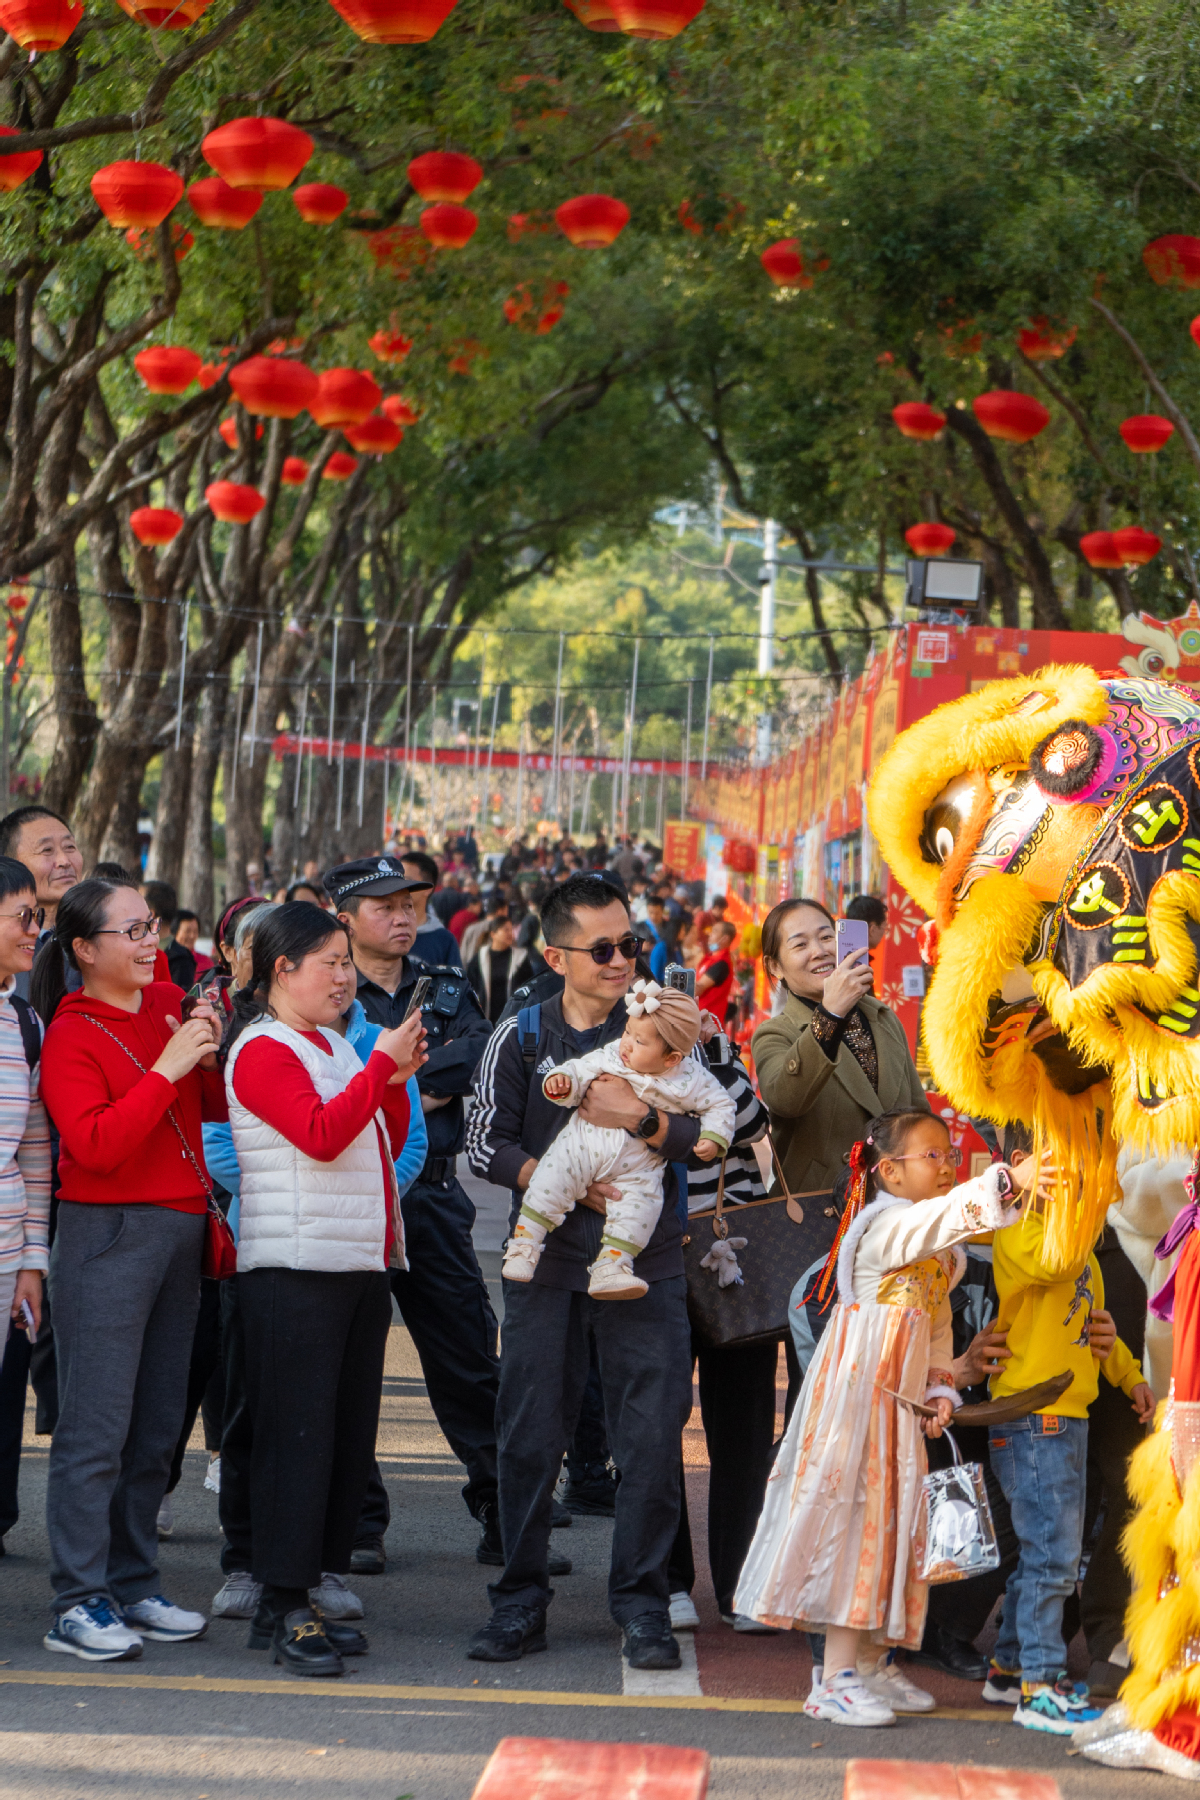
[627,978,663,1016]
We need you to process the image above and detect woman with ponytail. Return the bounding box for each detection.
[734,1107,1045,1728]
[36,878,225,1664]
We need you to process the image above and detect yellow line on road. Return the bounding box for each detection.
[0,1668,997,1720]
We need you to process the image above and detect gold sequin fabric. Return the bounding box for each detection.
[876,1254,954,1316]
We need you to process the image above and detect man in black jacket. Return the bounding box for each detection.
[466,873,697,1671]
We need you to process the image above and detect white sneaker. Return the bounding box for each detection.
[309,1572,364,1620]
[720,1611,782,1634]
[803,1666,896,1728]
[45,1596,143,1662]
[120,1594,208,1642]
[502,1235,543,1282]
[587,1251,648,1300]
[204,1455,221,1494]
[669,1591,700,1631]
[156,1494,174,1537]
[211,1572,263,1619]
[858,1649,936,1713]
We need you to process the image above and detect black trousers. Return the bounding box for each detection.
[357,1173,500,1539]
[490,1273,693,1625]
[167,1277,224,1494]
[0,1321,30,1537]
[668,1336,779,1615]
[923,1421,1020,1647]
[217,1276,252,1575]
[241,1267,391,1591]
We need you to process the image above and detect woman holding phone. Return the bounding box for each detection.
[222,903,425,1675]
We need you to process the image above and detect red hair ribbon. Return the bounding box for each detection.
[810,1137,872,1311]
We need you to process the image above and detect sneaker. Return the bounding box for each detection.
[309,1572,364,1621]
[859,1649,935,1713]
[466,1603,548,1663]
[156,1494,174,1538]
[45,1596,144,1663]
[983,1665,1023,1705]
[502,1234,543,1282]
[203,1455,221,1495]
[623,1612,681,1670]
[120,1594,208,1642]
[563,1462,619,1517]
[587,1249,648,1300]
[1014,1673,1105,1735]
[211,1572,263,1620]
[669,1591,700,1631]
[803,1666,896,1728]
[475,1500,571,1575]
[349,1536,386,1576]
[720,1611,782,1634]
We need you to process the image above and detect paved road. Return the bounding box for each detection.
[0,1164,1166,1798]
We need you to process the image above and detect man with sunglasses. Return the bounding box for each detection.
[466,873,697,1671]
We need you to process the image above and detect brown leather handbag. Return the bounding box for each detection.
[682,1135,841,1350]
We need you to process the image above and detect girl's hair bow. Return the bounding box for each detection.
[627,978,663,1016]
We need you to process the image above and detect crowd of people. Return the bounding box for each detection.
[0,803,1168,1756]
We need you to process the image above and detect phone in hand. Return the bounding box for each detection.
[402,975,432,1023]
[664,962,696,997]
[17,1298,34,1334]
[182,970,227,1020]
[835,918,871,965]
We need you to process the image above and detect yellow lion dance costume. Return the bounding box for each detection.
[870,664,1200,1776]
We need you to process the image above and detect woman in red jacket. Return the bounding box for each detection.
[33,876,226,1665]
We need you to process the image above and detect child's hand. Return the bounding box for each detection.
[544,1073,572,1099]
[921,1396,955,1439]
[1130,1381,1156,1424]
[1010,1151,1058,1203]
[1088,1306,1117,1362]
[693,1138,721,1163]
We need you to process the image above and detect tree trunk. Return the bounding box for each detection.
[181,676,226,930]
[99,754,147,877]
[224,708,274,897]
[147,739,193,888]
[40,544,99,818]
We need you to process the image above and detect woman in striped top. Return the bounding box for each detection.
[0,854,51,1351]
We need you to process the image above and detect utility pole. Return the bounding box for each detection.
[757,518,778,764]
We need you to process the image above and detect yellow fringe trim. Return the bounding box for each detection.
[1122,1423,1200,1734]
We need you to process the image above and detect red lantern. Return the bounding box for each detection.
[419,203,477,248]
[369,329,413,364]
[201,117,313,192]
[293,183,347,224]
[205,481,265,524]
[345,414,402,454]
[218,417,263,449]
[1120,414,1174,454]
[1113,526,1162,566]
[130,506,183,546]
[555,194,629,248]
[125,222,192,261]
[115,0,211,25]
[281,457,310,486]
[1144,236,1200,288]
[407,151,482,202]
[0,0,81,50]
[187,178,262,229]
[91,161,183,229]
[610,0,703,36]
[760,238,811,289]
[0,126,42,193]
[1017,317,1076,361]
[198,360,229,389]
[326,0,457,41]
[561,0,619,28]
[972,390,1050,444]
[309,369,381,429]
[382,394,419,426]
[134,346,202,394]
[1080,531,1123,569]
[721,840,755,874]
[229,355,319,419]
[905,522,956,557]
[892,402,946,442]
[323,452,358,480]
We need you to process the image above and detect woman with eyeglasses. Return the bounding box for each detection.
[33,877,225,1664]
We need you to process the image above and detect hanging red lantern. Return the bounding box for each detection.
[760,238,811,289]
[610,0,703,36]
[369,328,413,365]
[555,194,629,248]
[382,394,419,426]
[1119,414,1174,454]
[1017,317,1077,361]
[281,457,310,486]
[134,346,202,394]
[91,161,183,229]
[0,0,81,50]
[892,402,946,441]
[115,0,211,25]
[198,360,229,389]
[125,222,192,261]
[0,126,42,193]
[1080,531,1123,569]
[1113,526,1162,566]
[309,368,382,429]
[229,355,319,418]
[419,203,477,248]
[293,183,348,224]
[972,390,1050,444]
[407,151,482,202]
[218,416,264,449]
[324,452,358,480]
[201,117,313,192]
[130,506,183,546]
[326,0,457,41]
[905,522,956,557]
[206,481,265,523]
[561,0,619,28]
[1144,236,1200,288]
[187,178,262,229]
[345,414,403,454]
[721,840,755,874]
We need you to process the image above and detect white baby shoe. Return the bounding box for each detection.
[588,1249,648,1300]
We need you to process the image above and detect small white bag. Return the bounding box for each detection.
[915,1428,1001,1585]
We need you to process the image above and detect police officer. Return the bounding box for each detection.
[325,857,502,1573]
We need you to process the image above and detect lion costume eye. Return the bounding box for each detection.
[934,827,955,863]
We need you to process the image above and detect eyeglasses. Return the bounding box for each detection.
[94,916,160,943]
[887,1147,963,1168]
[0,905,44,932]
[551,933,640,966]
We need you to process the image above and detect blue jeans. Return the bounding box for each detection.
[988,1413,1088,1682]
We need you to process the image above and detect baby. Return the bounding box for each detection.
[503,978,736,1299]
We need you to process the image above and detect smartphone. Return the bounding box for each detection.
[182,970,227,1020]
[664,963,696,997]
[402,975,432,1023]
[17,1298,34,1334]
[836,918,871,965]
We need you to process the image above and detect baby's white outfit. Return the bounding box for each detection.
[506,1042,735,1298]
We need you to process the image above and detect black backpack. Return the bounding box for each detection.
[11,994,40,1071]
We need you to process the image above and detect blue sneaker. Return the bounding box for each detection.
[121,1594,207,1641]
[45,1595,143,1662]
[1014,1673,1104,1735]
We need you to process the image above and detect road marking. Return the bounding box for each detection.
[622,1635,702,1698]
[0,1668,997,1719]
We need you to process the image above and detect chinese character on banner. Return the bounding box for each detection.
[663,820,703,876]
[915,630,950,664]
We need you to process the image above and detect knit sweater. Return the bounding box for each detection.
[0,977,50,1274]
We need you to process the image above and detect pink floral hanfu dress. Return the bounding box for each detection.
[734,1166,1022,1648]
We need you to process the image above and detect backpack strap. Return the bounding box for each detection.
[517,1003,541,1075]
[10,994,40,1071]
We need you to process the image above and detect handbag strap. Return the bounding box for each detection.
[79,1014,220,1213]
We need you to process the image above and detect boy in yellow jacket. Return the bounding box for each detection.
[985,1181,1154,1736]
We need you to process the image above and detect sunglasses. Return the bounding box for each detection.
[0,905,44,932]
[552,933,641,966]
[887,1147,963,1168]
[94,916,160,943]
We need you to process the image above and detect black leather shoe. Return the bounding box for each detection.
[563,1462,618,1517]
[907,1623,988,1682]
[623,1612,680,1671]
[270,1607,344,1677]
[550,1498,572,1528]
[466,1603,547,1663]
[475,1503,571,1574]
[247,1601,367,1656]
[349,1537,386,1576]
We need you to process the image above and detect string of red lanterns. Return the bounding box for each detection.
[1081,528,1162,569]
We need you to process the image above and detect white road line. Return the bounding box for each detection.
[621,1633,703,1698]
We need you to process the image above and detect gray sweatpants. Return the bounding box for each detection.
[46,1202,204,1612]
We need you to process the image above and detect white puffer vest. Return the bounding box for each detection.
[226,1018,405,1274]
